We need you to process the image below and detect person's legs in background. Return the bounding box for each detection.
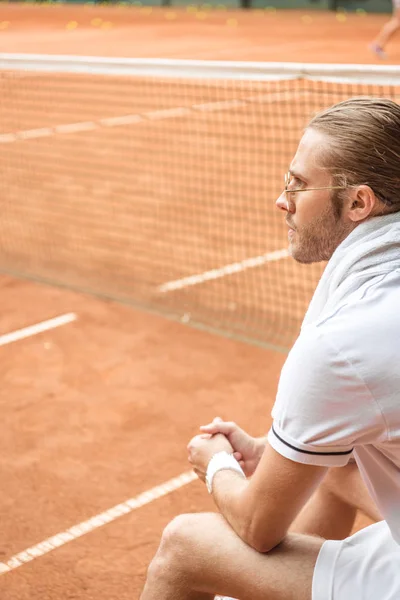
[370,3,400,59]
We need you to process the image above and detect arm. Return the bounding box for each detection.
[189,327,369,552]
[196,419,326,550]
[210,442,327,552]
[188,432,327,553]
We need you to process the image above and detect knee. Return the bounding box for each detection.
[147,514,201,582]
[160,513,198,557]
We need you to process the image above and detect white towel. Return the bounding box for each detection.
[302,211,400,328]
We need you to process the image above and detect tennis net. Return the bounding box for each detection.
[0,55,399,350]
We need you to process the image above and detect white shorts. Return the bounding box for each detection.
[312,521,400,600]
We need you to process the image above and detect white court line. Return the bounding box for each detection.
[0,90,301,144]
[0,313,77,347]
[158,248,290,293]
[146,106,192,120]
[0,470,197,576]
[99,114,143,127]
[54,121,97,135]
[17,127,53,140]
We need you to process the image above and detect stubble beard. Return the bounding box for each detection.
[289,197,352,264]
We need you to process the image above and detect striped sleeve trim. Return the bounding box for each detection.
[272,425,354,456]
[268,424,354,467]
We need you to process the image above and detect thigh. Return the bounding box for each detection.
[162,512,324,600]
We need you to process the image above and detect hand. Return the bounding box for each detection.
[187,433,233,482]
[200,418,265,477]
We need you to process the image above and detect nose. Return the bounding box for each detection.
[276,191,290,212]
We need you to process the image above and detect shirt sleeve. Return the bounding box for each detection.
[268,324,385,467]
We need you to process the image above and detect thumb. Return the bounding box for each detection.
[200,421,235,435]
[200,417,223,431]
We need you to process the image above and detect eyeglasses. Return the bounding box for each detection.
[284,172,394,207]
[284,171,347,196]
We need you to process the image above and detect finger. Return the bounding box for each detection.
[199,424,219,433]
[199,421,221,430]
[200,422,235,435]
[233,452,242,461]
[199,417,225,431]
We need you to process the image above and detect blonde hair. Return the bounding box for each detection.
[308,97,400,212]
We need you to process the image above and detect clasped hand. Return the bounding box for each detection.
[187,417,262,482]
[187,431,233,482]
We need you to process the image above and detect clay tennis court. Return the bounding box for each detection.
[0,5,393,599]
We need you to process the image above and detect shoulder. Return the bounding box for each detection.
[278,269,400,407]
[279,323,345,390]
[317,269,400,375]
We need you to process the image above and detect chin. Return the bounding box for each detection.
[289,244,324,265]
[288,243,304,263]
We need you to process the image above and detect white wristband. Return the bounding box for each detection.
[205,450,245,494]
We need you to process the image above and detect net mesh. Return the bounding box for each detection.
[0,58,399,349]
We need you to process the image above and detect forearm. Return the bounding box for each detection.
[208,443,326,553]
[206,436,268,546]
[211,467,284,553]
[211,469,255,545]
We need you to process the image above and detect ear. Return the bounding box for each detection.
[345,185,378,223]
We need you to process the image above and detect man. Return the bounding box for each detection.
[140,98,400,600]
[370,0,400,59]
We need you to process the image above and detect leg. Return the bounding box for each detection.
[290,461,381,540]
[140,512,324,600]
[371,8,400,56]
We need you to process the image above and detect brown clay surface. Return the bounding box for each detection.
[0,6,384,599]
[0,275,288,599]
[0,4,399,63]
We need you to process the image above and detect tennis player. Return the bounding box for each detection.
[370,0,400,59]
[140,98,400,600]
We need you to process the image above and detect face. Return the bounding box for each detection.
[276,128,354,264]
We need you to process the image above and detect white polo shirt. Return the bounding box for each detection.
[268,268,400,546]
